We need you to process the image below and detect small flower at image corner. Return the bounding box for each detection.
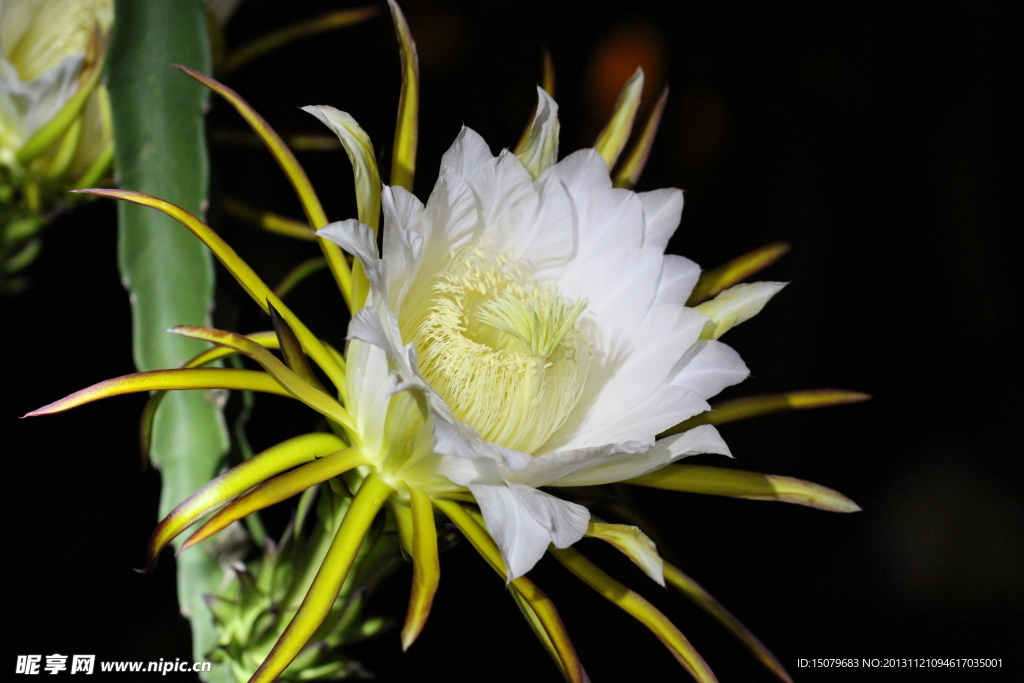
[0,0,114,294]
[25,3,867,682]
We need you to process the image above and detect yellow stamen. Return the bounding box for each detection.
[402,246,590,453]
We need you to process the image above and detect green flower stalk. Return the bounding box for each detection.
[0,0,114,294]
[27,4,867,681]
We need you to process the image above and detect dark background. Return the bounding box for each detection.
[5,0,1020,681]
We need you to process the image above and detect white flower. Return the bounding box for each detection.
[0,0,112,173]
[317,90,781,580]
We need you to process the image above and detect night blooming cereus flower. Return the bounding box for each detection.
[27,4,865,682]
[0,0,113,293]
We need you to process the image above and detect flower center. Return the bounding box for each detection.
[402,246,590,454]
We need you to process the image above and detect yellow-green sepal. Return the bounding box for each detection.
[302,106,381,310]
[613,86,668,189]
[145,433,348,568]
[435,501,589,683]
[74,188,347,389]
[624,465,861,512]
[23,368,289,417]
[388,0,419,192]
[173,65,354,309]
[516,88,561,180]
[688,242,790,305]
[585,522,665,585]
[551,547,718,683]
[219,6,380,76]
[696,281,787,340]
[401,487,440,650]
[664,562,793,683]
[665,389,871,434]
[170,325,355,432]
[594,67,644,168]
[249,475,393,683]
[181,448,367,552]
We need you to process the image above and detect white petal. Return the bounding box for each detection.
[549,424,731,487]
[696,281,787,340]
[470,483,589,580]
[440,126,494,176]
[317,218,386,294]
[502,441,647,488]
[638,188,683,252]
[344,339,392,458]
[659,254,702,305]
[670,340,749,398]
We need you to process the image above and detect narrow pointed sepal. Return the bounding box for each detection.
[172,65,354,307]
[665,389,872,434]
[551,547,718,683]
[171,325,354,430]
[624,465,861,512]
[688,242,791,305]
[222,197,317,241]
[172,66,327,228]
[140,331,281,459]
[269,302,326,393]
[220,6,380,76]
[613,86,668,189]
[24,368,289,417]
[248,475,393,683]
[401,488,440,650]
[664,562,794,683]
[73,188,346,387]
[145,433,348,568]
[435,501,588,683]
[594,67,644,168]
[273,257,329,300]
[585,522,665,586]
[388,0,419,192]
[181,448,366,552]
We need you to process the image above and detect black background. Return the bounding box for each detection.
[4,0,1021,681]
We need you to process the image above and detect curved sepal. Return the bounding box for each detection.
[388,0,419,192]
[220,6,380,76]
[181,448,366,551]
[401,487,440,650]
[516,88,560,180]
[696,281,787,340]
[551,547,718,683]
[170,325,354,431]
[687,242,790,305]
[665,389,872,435]
[145,433,347,568]
[613,86,668,189]
[73,188,346,388]
[24,368,289,417]
[624,465,861,512]
[585,522,665,586]
[249,475,393,683]
[173,65,353,308]
[664,562,793,683]
[269,303,325,393]
[594,67,644,168]
[140,331,281,460]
